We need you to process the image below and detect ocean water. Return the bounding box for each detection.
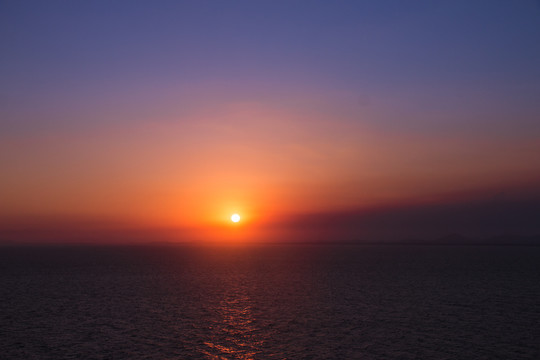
[1,244,539,359]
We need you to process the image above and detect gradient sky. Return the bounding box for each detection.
[1,0,540,243]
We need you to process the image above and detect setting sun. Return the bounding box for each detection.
[231,214,241,223]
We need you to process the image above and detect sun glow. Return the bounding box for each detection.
[231,213,241,223]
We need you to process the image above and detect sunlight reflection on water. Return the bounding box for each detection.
[1,245,540,359]
[201,274,263,360]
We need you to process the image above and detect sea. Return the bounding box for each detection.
[1,244,539,359]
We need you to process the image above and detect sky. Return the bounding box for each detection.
[1,0,540,243]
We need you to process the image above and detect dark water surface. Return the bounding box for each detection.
[1,244,539,359]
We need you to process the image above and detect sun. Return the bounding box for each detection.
[231,213,241,223]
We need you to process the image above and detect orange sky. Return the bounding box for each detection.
[2,101,539,243]
[2,2,540,243]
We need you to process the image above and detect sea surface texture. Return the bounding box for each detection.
[1,244,539,359]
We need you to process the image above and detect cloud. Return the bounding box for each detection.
[268,195,540,242]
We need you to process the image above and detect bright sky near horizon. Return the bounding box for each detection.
[1,0,540,242]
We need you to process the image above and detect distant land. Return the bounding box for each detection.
[1,234,540,247]
[397,234,540,246]
[280,234,540,246]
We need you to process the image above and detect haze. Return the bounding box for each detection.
[1,0,539,243]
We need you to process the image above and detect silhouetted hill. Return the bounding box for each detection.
[422,233,540,245]
[434,233,475,244]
